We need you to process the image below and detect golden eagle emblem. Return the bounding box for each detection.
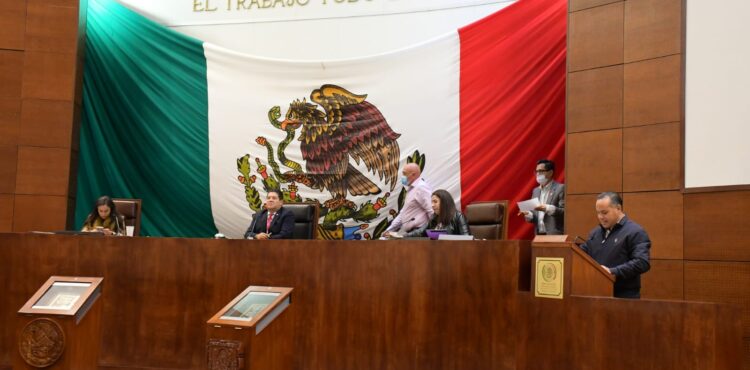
[279,84,401,199]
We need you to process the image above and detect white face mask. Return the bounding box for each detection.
[401,176,409,186]
[536,174,548,185]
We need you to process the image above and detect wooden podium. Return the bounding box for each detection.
[206,286,294,370]
[14,276,103,370]
[531,235,614,298]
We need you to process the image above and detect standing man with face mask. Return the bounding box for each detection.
[383,163,433,237]
[522,159,565,235]
[580,192,651,298]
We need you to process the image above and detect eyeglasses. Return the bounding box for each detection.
[535,169,551,174]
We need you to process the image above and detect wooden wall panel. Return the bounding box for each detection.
[641,259,683,300]
[0,0,26,50]
[0,145,17,194]
[623,191,682,259]
[12,194,67,232]
[71,102,81,150]
[19,99,74,148]
[21,51,76,101]
[685,262,750,337]
[564,194,597,239]
[0,236,524,370]
[684,191,750,261]
[1,0,82,242]
[520,293,743,370]
[623,122,681,191]
[567,65,623,133]
[623,54,681,126]
[15,146,70,195]
[0,235,743,370]
[624,0,682,63]
[570,0,621,13]
[566,129,622,194]
[0,98,20,146]
[0,195,12,232]
[0,50,23,98]
[25,1,79,53]
[568,2,624,72]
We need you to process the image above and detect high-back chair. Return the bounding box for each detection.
[465,200,509,240]
[112,198,142,236]
[283,202,319,240]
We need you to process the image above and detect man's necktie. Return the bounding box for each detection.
[266,212,275,232]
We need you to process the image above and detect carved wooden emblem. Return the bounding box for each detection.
[18,318,66,368]
[207,338,244,370]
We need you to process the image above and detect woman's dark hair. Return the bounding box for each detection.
[432,189,458,227]
[83,195,122,232]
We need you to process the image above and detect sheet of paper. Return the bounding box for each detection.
[517,198,541,213]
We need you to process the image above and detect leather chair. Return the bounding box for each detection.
[112,198,142,236]
[283,202,319,240]
[465,200,509,240]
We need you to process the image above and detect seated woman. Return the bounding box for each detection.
[405,189,470,237]
[81,196,125,236]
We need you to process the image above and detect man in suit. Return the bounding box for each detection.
[522,159,565,235]
[244,189,295,239]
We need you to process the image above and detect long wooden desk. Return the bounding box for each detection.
[0,233,742,370]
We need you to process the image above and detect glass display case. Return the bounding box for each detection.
[208,286,292,333]
[206,286,294,370]
[15,276,104,370]
[19,276,103,320]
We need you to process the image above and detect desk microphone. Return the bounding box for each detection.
[114,214,124,236]
[573,235,586,246]
[246,211,262,239]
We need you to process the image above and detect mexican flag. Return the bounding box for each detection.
[75,0,566,239]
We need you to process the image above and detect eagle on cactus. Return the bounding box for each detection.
[279,84,402,200]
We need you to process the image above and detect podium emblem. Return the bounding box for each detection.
[207,338,244,370]
[535,257,564,299]
[18,318,66,368]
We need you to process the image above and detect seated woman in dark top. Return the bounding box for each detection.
[81,196,125,236]
[405,189,470,237]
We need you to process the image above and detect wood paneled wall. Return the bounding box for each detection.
[0,234,742,370]
[566,0,750,367]
[0,235,525,370]
[0,0,85,233]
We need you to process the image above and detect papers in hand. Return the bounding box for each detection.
[388,232,404,239]
[517,198,541,213]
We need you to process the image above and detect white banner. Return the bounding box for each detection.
[205,34,462,239]
[117,0,510,26]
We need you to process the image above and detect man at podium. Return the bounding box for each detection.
[580,192,651,298]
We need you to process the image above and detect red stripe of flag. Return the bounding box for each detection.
[458,0,567,240]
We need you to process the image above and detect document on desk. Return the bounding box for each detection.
[517,198,541,213]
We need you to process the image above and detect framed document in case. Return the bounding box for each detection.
[19,276,102,319]
[15,276,103,370]
[208,286,292,332]
[206,286,294,370]
[219,291,281,322]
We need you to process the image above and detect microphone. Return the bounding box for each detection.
[403,217,417,232]
[573,235,586,246]
[114,214,123,236]
[404,217,416,227]
[246,211,262,239]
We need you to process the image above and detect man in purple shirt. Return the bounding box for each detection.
[384,163,433,236]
